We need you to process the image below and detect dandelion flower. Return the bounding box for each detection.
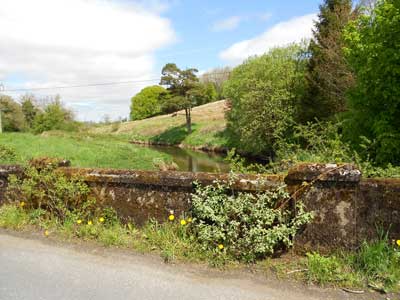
[218,244,224,250]
[77,220,82,224]
[19,201,25,208]
[44,230,49,237]
[180,219,187,226]
[87,221,93,226]
[99,217,105,223]
[168,215,175,221]
[397,240,400,247]
[187,217,192,223]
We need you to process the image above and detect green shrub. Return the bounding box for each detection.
[6,164,98,222]
[0,145,17,163]
[191,178,313,262]
[0,205,29,229]
[223,44,307,157]
[343,0,400,165]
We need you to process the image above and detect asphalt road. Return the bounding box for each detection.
[0,233,380,300]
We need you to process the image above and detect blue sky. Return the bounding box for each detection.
[0,0,321,121]
[155,0,320,71]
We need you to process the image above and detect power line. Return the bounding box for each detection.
[1,78,160,92]
[1,71,233,93]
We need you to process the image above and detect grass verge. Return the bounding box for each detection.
[1,204,399,293]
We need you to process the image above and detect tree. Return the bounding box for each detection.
[300,0,356,122]
[224,44,307,158]
[343,0,400,165]
[130,85,166,120]
[32,96,75,134]
[20,94,39,129]
[0,95,26,132]
[160,63,199,133]
[200,67,231,99]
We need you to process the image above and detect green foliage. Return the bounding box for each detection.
[305,253,359,286]
[191,179,313,262]
[130,86,165,121]
[0,205,30,230]
[0,95,27,132]
[301,0,356,121]
[343,0,400,165]
[32,97,77,134]
[200,67,231,100]
[0,145,17,164]
[275,121,354,164]
[351,233,400,290]
[223,44,307,157]
[20,94,39,129]
[306,233,400,291]
[160,63,200,133]
[6,165,96,222]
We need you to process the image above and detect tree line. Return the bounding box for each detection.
[0,94,78,134]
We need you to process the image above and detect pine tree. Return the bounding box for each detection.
[299,0,356,122]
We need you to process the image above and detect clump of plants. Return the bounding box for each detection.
[6,163,99,222]
[190,177,313,262]
[305,233,400,292]
[0,145,17,164]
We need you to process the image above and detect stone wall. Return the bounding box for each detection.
[0,163,399,251]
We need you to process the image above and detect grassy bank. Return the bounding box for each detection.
[0,132,171,170]
[92,100,229,148]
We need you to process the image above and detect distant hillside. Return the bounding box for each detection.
[92,100,229,149]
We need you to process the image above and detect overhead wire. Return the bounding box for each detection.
[0,72,232,93]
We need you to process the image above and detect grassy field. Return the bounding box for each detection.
[0,132,171,170]
[92,100,229,148]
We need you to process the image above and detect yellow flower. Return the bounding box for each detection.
[187,217,192,223]
[218,244,224,250]
[99,217,105,223]
[180,219,187,226]
[396,240,400,247]
[77,220,82,224]
[19,201,25,208]
[44,230,49,237]
[87,221,93,225]
[168,215,175,221]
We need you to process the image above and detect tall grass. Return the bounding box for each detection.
[0,132,171,170]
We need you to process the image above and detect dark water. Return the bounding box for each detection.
[147,145,230,173]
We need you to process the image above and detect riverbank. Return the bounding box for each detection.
[91,100,230,150]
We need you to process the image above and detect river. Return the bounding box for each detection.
[145,145,230,173]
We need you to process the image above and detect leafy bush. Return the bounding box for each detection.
[32,97,77,134]
[0,145,17,163]
[343,0,400,165]
[191,178,313,262]
[275,121,355,164]
[130,85,165,121]
[6,164,97,222]
[223,44,307,157]
[0,95,27,132]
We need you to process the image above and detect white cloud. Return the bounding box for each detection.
[0,0,175,121]
[212,16,242,32]
[220,14,317,64]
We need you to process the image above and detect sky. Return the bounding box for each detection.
[0,0,321,121]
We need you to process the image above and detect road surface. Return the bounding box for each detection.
[0,232,379,300]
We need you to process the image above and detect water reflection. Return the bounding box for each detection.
[146,145,230,173]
